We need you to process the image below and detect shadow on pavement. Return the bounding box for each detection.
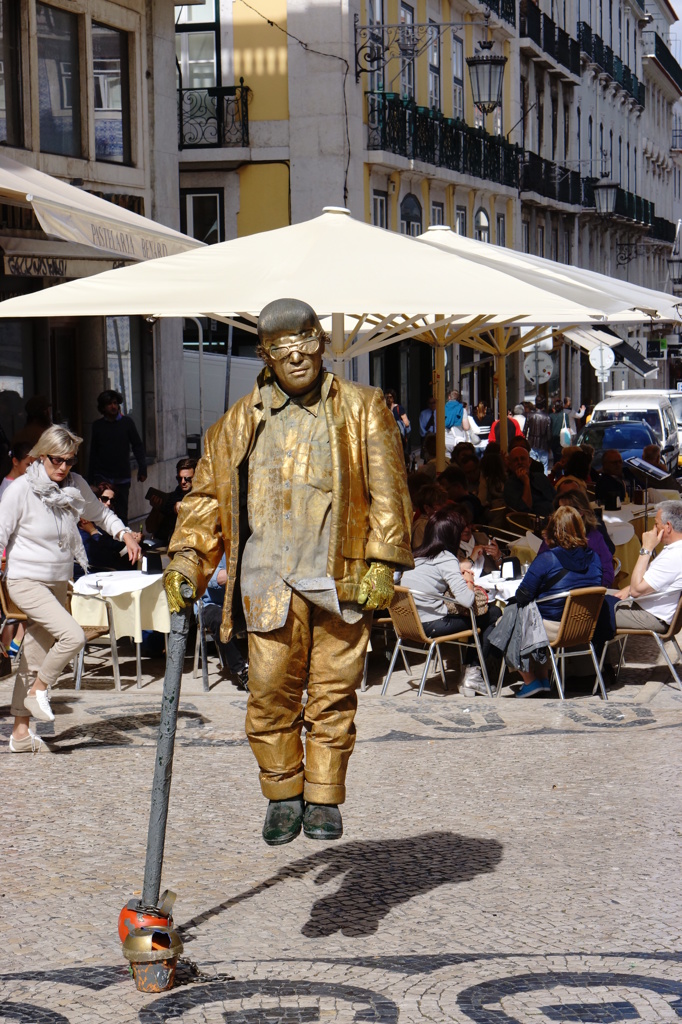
[179,831,503,940]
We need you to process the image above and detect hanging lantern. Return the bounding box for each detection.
[592,178,618,216]
[466,14,506,116]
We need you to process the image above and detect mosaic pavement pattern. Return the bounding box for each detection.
[1,634,681,1022]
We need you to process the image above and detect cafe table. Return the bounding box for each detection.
[71,571,171,687]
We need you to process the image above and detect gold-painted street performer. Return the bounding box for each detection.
[164,298,413,845]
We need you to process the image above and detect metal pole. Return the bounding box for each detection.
[141,594,192,909]
[187,317,205,447]
[435,342,446,473]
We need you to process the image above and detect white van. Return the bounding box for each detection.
[590,391,680,474]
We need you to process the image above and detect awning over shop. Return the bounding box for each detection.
[0,153,202,261]
[562,326,659,379]
[0,237,134,279]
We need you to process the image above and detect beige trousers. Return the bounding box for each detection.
[8,579,85,717]
[245,591,372,805]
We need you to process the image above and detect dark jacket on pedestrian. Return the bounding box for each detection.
[524,410,552,451]
[89,414,146,484]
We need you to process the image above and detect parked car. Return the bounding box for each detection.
[577,419,659,472]
[590,392,680,474]
[664,391,682,469]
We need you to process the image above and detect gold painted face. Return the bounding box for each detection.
[264,331,325,396]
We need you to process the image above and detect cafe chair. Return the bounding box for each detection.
[506,511,540,535]
[381,586,491,697]
[193,601,216,693]
[496,587,608,700]
[600,593,682,692]
[0,577,28,624]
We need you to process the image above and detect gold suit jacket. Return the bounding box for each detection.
[167,370,414,640]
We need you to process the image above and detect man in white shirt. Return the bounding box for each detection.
[615,500,682,631]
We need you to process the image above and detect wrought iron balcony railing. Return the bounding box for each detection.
[482,0,517,26]
[541,13,557,58]
[366,92,520,187]
[647,33,682,94]
[178,81,249,149]
[520,0,542,47]
[577,23,643,104]
[521,151,581,204]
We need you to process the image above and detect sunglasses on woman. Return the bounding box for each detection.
[46,455,78,467]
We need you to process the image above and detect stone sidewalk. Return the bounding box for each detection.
[1,633,681,1023]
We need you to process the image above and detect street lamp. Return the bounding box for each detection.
[592,177,618,216]
[466,15,507,115]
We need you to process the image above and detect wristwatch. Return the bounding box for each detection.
[639,547,652,557]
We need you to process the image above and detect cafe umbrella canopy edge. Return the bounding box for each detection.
[0,206,651,469]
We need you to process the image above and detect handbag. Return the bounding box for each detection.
[559,412,572,447]
[444,585,489,618]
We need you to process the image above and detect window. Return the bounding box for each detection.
[106,317,145,443]
[563,229,570,263]
[455,205,467,235]
[474,207,489,242]
[522,221,530,253]
[176,30,217,89]
[400,192,422,235]
[37,3,81,157]
[536,89,544,152]
[493,101,502,137]
[372,189,388,228]
[626,18,630,64]
[599,122,604,173]
[181,189,223,244]
[618,135,622,184]
[0,0,22,146]
[175,0,217,23]
[551,228,558,261]
[452,36,464,120]
[399,3,415,100]
[496,213,505,247]
[563,105,569,162]
[367,0,384,91]
[431,201,444,225]
[634,146,637,193]
[537,225,545,256]
[92,22,130,164]
[626,141,630,189]
[428,20,440,110]
[588,115,593,174]
[577,106,581,161]
[610,129,613,175]
[551,94,558,160]
[521,77,528,148]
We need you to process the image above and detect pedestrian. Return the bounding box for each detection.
[489,410,523,448]
[164,299,413,845]
[418,396,437,459]
[512,403,526,433]
[524,395,552,473]
[11,395,52,449]
[385,389,411,463]
[88,389,147,522]
[563,396,586,441]
[444,390,471,456]
[1,425,140,753]
[79,481,143,572]
[0,441,34,500]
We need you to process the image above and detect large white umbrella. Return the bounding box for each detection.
[418,225,681,323]
[0,207,650,466]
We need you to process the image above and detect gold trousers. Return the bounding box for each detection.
[246,591,371,805]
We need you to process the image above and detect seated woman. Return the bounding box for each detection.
[538,487,615,587]
[79,481,143,572]
[477,442,506,508]
[512,505,603,698]
[400,506,501,696]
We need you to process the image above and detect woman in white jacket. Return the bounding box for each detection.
[0,425,141,752]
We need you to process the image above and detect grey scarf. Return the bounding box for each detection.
[26,461,88,572]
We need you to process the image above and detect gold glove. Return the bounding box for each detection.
[164,570,196,613]
[357,561,394,611]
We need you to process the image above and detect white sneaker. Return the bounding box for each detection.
[23,689,54,722]
[460,665,487,696]
[9,729,49,753]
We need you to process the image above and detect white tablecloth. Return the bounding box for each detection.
[478,573,523,603]
[72,572,170,643]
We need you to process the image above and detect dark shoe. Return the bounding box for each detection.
[262,796,304,846]
[236,666,249,691]
[303,803,343,841]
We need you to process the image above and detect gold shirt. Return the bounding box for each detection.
[242,374,348,631]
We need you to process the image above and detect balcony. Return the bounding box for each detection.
[672,129,682,149]
[520,0,579,75]
[521,151,581,204]
[652,216,677,242]
[577,22,643,105]
[178,82,249,149]
[366,92,521,188]
[646,33,682,95]
[483,0,516,27]
[581,182,672,238]
[520,0,541,47]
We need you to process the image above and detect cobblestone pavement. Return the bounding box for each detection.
[1,632,682,1023]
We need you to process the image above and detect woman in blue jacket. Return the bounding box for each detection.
[514,505,603,697]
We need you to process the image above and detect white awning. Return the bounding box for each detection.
[563,326,659,378]
[0,153,202,261]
